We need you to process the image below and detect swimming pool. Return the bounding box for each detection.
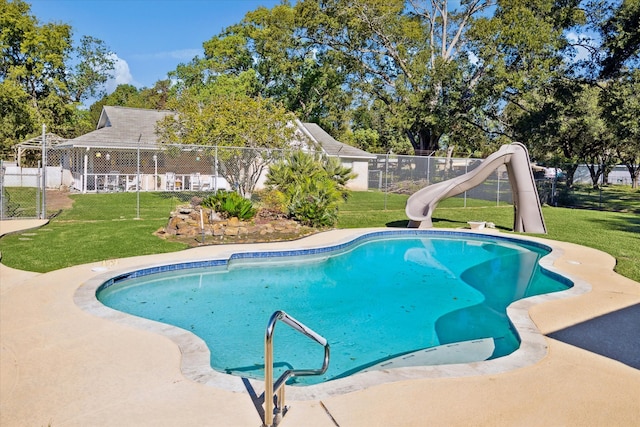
[95,230,572,387]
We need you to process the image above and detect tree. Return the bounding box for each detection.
[600,70,640,187]
[599,0,640,78]
[1,0,70,154]
[192,3,353,138]
[68,35,115,103]
[505,78,608,188]
[0,0,114,157]
[156,89,302,197]
[296,0,498,154]
[470,0,585,124]
[1,0,71,101]
[0,79,37,158]
[574,86,615,188]
[244,0,584,156]
[164,1,588,158]
[138,79,172,110]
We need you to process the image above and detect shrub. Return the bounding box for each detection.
[322,155,356,200]
[201,190,256,220]
[288,179,341,227]
[265,151,354,227]
[252,189,289,220]
[252,189,288,213]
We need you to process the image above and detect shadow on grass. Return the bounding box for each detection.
[590,213,640,234]
[432,217,465,226]
[386,220,410,228]
[384,218,514,232]
[562,186,640,214]
[433,217,512,232]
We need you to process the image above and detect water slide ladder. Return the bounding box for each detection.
[263,310,330,427]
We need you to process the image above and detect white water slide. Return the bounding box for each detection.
[406,142,547,234]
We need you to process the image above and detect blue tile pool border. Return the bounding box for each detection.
[97,229,570,294]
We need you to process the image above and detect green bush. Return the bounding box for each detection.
[201,190,256,220]
[252,189,289,220]
[288,178,341,227]
[266,151,354,227]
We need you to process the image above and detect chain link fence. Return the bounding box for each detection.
[55,144,308,197]
[367,153,514,207]
[3,142,583,219]
[1,159,46,220]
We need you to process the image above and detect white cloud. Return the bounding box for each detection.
[105,54,135,93]
[467,51,480,66]
[566,31,592,62]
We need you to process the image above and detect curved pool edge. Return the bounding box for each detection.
[74,228,593,400]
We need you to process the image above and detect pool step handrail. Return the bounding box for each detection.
[264,310,330,427]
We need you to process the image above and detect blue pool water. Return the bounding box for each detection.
[97,232,571,385]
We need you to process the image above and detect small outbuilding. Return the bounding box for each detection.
[54,106,375,193]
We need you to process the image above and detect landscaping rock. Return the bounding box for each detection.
[158,205,318,246]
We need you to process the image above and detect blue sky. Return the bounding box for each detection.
[29,0,282,92]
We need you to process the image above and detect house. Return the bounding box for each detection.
[295,121,375,190]
[55,106,175,192]
[54,106,375,193]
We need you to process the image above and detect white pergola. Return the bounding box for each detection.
[15,133,67,166]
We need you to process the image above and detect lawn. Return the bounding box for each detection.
[0,192,188,272]
[0,188,638,282]
[562,184,640,213]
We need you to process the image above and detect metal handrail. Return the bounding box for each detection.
[264,310,330,427]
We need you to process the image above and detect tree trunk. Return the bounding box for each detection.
[624,163,639,189]
[586,163,603,188]
[564,164,579,189]
[407,127,440,155]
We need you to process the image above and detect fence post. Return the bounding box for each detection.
[463,158,468,208]
[153,153,158,191]
[0,160,4,220]
[83,149,89,193]
[41,124,47,219]
[135,134,141,219]
[214,146,219,192]
[497,171,500,206]
[36,161,41,219]
[384,152,389,210]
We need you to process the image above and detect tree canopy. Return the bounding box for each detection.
[0,0,114,157]
[599,0,640,78]
[2,0,638,188]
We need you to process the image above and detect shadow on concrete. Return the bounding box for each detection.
[547,304,640,369]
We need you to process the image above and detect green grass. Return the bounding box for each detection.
[0,192,188,272]
[1,188,638,282]
[1,187,40,217]
[561,184,640,213]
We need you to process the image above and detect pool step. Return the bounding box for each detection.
[360,338,495,373]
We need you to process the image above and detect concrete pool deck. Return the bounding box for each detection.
[1,220,639,426]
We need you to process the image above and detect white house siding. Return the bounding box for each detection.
[346,159,369,190]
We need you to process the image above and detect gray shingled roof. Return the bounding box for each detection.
[57,106,174,150]
[300,122,376,159]
[57,106,375,159]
